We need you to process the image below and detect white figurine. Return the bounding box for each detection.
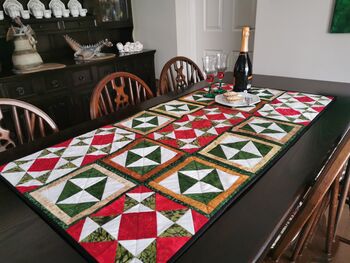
[116,41,144,53]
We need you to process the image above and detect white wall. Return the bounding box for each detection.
[131,0,177,77]
[253,0,350,83]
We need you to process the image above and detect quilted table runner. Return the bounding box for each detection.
[0,84,333,262]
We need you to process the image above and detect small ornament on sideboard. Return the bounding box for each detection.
[7,18,66,74]
[116,41,143,54]
[63,34,115,62]
[7,17,43,70]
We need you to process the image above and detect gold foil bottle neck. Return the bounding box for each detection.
[240,26,250,52]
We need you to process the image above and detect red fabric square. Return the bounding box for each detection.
[276,108,300,116]
[174,130,196,139]
[191,120,212,129]
[296,96,315,103]
[156,237,190,263]
[91,134,115,145]
[28,158,59,171]
[118,212,157,240]
[155,194,186,211]
[81,241,117,263]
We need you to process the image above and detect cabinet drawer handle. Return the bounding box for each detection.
[78,75,85,81]
[16,87,25,96]
[51,80,60,88]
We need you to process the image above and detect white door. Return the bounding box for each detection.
[176,0,257,70]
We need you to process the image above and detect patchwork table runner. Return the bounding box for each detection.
[0,84,333,262]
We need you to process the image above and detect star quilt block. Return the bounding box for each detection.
[67,186,208,263]
[199,132,281,173]
[179,90,216,106]
[150,100,204,118]
[256,92,333,125]
[147,106,250,153]
[148,157,249,216]
[116,111,175,135]
[30,163,135,225]
[232,116,302,144]
[0,126,137,193]
[103,138,184,182]
[249,87,284,101]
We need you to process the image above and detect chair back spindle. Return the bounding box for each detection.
[159,56,204,95]
[90,72,154,119]
[0,98,59,152]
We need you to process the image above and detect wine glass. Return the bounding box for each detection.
[216,52,227,94]
[202,55,217,98]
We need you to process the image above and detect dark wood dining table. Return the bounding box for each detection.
[0,73,349,263]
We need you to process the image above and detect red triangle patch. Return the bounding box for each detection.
[191,210,209,232]
[52,139,73,148]
[16,185,39,193]
[66,218,86,241]
[93,196,125,217]
[81,155,105,166]
[129,185,152,194]
[312,106,324,113]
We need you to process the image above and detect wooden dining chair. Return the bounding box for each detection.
[0,98,59,152]
[158,56,204,95]
[90,72,154,119]
[268,127,350,262]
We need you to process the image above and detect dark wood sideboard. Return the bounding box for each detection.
[0,0,156,130]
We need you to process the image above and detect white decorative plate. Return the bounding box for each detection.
[49,0,65,10]
[215,92,261,107]
[3,0,23,17]
[67,0,82,10]
[27,0,45,15]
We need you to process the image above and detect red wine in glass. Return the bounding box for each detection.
[206,73,215,83]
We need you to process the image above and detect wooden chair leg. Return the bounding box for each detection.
[326,177,340,255]
[306,193,330,247]
[335,161,350,234]
[291,194,329,260]
[291,207,319,261]
[295,192,330,259]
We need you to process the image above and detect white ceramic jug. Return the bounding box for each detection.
[12,34,43,70]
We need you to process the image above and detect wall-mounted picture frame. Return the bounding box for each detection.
[330,0,350,33]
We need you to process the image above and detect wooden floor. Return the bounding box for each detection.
[272,206,350,263]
